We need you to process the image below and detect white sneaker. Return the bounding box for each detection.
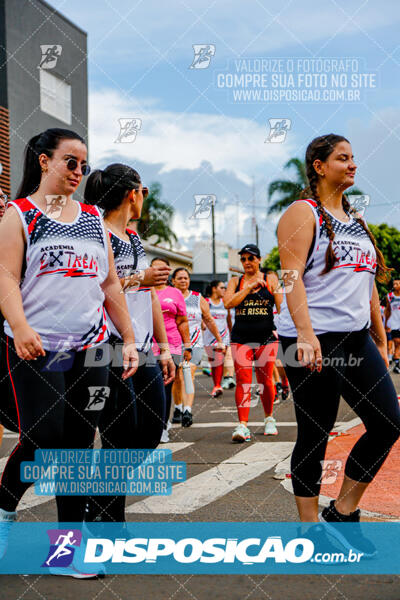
[264,416,278,436]
[160,429,170,443]
[166,420,172,431]
[232,424,251,443]
[0,507,17,560]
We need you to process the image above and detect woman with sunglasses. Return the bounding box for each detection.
[203,280,232,397]
[171,268,225,425]
[224,244,282,442]
[0,129,137,576]
[83,163,175,523]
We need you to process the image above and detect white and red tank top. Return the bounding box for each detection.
[203,298,230,346]
[4,197,109,351]
[276,198,376,336]
[108,229,153,352]
[386,292,400,330]
[184,291,203,348]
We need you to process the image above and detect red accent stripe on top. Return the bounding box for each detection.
[12,197,35,212]
[27,211,42,235]
[80,203,99,215]
[297,198,318,208]
[126,228,137,235]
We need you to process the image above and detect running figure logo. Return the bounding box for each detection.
[45,195,67,219]
[240,384,264,408]
[317,459,343,485]
[276,269,299,294]
[189,45,216,69]
[115,118,142,143]
[348,194,370,217]
[265,119,291,143]
[191,195,216,219]
[85,386,110,411]
[38,45,62,69]
[42,529,82,567]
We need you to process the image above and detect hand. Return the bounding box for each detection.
[376,342,389,368]
[183,349,192,363]
[246,272,266,291]
[297,329,322,372]
[13,324,46,360]
[121,271,144,292]
[143,265,170,287]
[121,342,139,379]
[215,341,226,354]
[160,356,176,385]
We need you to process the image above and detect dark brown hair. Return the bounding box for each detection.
[301,134,391,283]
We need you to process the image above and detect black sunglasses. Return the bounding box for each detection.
[65,157,91,176]
[240,255,256,262]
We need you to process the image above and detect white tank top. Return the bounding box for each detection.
[276,199,376,336]
[4,197,109,351]
[108,229,153,352]
[203,298,230,345]
[184,291,203,348]
[386,292,400,330]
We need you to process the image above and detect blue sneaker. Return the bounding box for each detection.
[0,507,17,560]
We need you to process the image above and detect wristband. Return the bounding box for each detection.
[184,347,193,354]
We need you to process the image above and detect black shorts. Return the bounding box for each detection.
[391,329,400,340]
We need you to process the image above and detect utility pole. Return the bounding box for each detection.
[251,176,256,244]
[211,197,216,279]
[255,223,259,247]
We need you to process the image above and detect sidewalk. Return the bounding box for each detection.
[322,423,400,519]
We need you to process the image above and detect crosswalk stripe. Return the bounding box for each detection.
[0,442,193,513]
[170,421,349,429]
[126,441,294,515]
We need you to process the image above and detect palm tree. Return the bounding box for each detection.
[135,182,178,248]
[267,158,363,215]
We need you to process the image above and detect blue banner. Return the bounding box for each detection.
[0,522,399,574]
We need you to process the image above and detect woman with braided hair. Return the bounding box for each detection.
[276,134,400,556]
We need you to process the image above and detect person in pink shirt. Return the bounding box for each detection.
[152,257,192,442]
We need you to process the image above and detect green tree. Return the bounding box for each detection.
[135,182,177,248]
[368,223,400,299]
[262,246,281,272]
[268,158,363,215]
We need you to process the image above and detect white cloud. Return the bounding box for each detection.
[89,89,296,179]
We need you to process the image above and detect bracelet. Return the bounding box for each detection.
[184,347,193,353]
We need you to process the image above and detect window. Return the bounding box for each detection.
[40,70,71,125]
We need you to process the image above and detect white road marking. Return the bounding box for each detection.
[0,443,193,513]
[171,421,349,429]
[126,442,295,515]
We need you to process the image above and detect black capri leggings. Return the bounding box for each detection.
[279,328,400,497]
[86,338,166,522]
[0,339,109,521]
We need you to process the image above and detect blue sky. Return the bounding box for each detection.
[48,0,400,253]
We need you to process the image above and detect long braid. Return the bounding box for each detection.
[303,160,339,275]
[342,196,392,283]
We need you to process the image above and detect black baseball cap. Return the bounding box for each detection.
[238,244,261,258]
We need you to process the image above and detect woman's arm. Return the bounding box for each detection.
[101,236,138,378]
[0,208,45,360]
[370,282,389,367]
[200,296,224,348]
[277,202,322,371]
[384,297,391,330]
[223,275,265,309]
[176,314,192,362]
[267,272,283,313]
[151,289,175,384]
[227,309,232,332]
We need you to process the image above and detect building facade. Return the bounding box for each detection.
[0,0,87,199]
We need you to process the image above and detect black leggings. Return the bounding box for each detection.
[279,328,400,497]
[86,340,166,522]
[0,338,109,521]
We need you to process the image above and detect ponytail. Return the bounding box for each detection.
[84,163,141,216]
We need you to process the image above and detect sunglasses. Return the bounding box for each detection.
[64,157,91,176]
[240,255,257,262]
[0,193,8,204]
[141,186,149,199]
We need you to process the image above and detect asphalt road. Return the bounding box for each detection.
[1,371,400,599]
